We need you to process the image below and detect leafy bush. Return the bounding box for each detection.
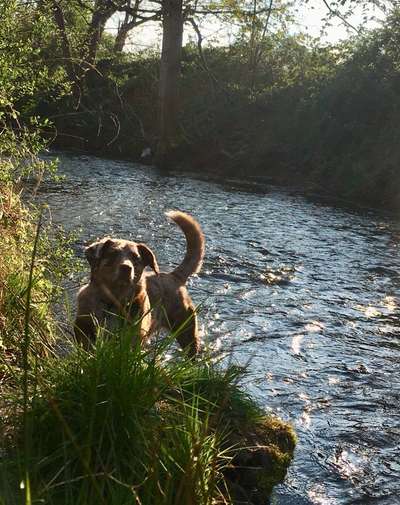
[0,0,76,416]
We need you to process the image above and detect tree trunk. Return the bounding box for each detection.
[114,7,132,53]
[86,11,107,66]
[156,0,183,168]
[52,1,77,85]
[114,25,130,53]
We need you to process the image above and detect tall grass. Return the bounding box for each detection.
[0,143,78,503]
[2,328,230,503]
[1,315,296,505]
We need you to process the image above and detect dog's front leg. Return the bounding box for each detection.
[129,290,152,347]
[74,284,105,349]
[74,314,97,349]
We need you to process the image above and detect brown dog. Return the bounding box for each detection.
[74,211,205,356]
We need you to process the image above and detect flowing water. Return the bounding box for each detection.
[38,153,400,505]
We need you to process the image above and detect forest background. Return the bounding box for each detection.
[2,0,400,208]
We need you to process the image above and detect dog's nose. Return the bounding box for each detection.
[120,263,133,278]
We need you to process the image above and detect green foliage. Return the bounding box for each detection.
[0,0,67,185]
[0,0,77,409]
[2,0,399,207]
[0,0,69,125]
[0,329,295,505]
[175,14,400,207]
[297,10,400,205]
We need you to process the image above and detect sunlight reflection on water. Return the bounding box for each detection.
[291,334,304,354]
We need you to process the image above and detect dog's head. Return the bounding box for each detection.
[85,238,159,294]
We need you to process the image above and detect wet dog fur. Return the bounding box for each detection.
[74,211,205,356]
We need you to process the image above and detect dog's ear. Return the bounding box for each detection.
[138,244,159,274]
[85,239,113,268]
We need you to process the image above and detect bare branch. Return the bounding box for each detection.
[188,17,218,87]
[321,0,362,33]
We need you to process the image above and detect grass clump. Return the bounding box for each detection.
[0,324,296,505]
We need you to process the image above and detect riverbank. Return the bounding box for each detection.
[51,141,399,214]
[46,8,400,214]
[170,148,399,212]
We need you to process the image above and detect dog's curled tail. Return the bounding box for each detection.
[166,210,205,284]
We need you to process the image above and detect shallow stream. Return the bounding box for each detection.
[38,153,400,505]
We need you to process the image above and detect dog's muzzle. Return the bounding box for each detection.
[119,261,135,282]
